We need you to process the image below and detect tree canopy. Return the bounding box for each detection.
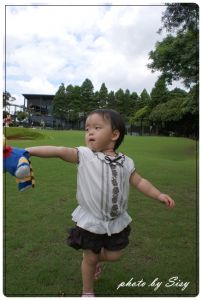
[148,3,199,88]
[3,91,16,108]
[159,3,199,33]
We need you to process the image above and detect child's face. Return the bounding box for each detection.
[85,113,119,152]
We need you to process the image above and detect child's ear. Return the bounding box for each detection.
[112,130,120,142]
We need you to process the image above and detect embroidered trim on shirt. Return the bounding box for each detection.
[110,164,120,218]
[94,151,126,219]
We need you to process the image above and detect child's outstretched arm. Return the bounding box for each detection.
[26,146,78,163]
[130,171,175,208]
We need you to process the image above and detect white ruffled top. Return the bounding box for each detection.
[71,147,135,236]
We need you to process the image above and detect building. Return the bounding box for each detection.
[23,93,64,128]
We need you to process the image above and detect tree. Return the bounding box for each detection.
[114,89,125,115]
[149,98,185,123]
[52,83,68,120]
[124,89,134,117]
[150,76,169,108]
[3,91,16,108]
[16,111,27,122]
[149,87,193,136]
[182,84,199,115]
[139,89,151,108]
[129,91,139,112]
[107,91,116,109]
[71,85,82,113]
[66,84,81,123]
[80,78,95,116]
[148,31,198,87]
[180,84,199,138]
[147,3,198,138]
[129,105,151,136]
[97,83,108,108]
[159,3,199,34]
[148,3,199,87]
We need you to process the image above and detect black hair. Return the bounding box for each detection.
[87,109,126,150]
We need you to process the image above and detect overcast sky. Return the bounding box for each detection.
[5,3,177,106]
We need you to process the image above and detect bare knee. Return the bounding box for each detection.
[101,249,122,262]
[83,250,99,266]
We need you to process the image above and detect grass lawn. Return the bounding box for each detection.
[4,128,198,296]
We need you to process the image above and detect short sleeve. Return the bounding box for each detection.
[125,156,136,175]
[76,146,94,165]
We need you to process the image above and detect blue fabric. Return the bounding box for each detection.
[18,180,32,192]
[3,147,30,176]
[4,147,35,192]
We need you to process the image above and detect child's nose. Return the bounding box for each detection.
[88,128,95,135]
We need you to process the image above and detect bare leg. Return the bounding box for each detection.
[82,250,99,295]
[98,248,123,262]
[81,249,123,295]
[93,249,123,280]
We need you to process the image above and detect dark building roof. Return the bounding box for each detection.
[22,94,55,101]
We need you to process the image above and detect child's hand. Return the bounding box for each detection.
[158,193,175,208]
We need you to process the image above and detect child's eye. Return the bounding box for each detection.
[95,126,101,130]
[85,128,89,132]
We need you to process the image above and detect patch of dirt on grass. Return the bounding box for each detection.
[7,135,34,140]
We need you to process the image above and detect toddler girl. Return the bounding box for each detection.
[26,109,175,297]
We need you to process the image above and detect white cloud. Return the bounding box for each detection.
[6,76,56,109]
[18,76,56,93]
[5,4,181,106]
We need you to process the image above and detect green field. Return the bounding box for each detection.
[4,128,198,296]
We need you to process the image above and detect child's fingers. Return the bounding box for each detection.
[166,196,175,208]
[159,194,175,208]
